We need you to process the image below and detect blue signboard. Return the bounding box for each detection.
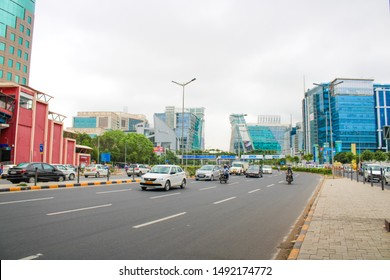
[182,155,217,160]
[100,153,111,163]
[220,155,236,159]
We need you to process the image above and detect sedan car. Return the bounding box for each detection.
[140,165,186,191]
[7,162,66,184]
[127,164,150,177]
[195,164,220,181]
[84,164,108,178]
[262,165,273,174]
[246,164,263,178]
[52,164,76,180]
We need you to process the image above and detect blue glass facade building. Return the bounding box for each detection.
[303,78,390,162]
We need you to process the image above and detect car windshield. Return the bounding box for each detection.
[248,165,259,171]
[16,163,29,168]
[263,165,271,169]
[150,165,170,174]
[200,165,213,171]
[232,163,242,167]
[368,165,381,171]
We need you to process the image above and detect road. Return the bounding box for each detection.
[0,171,321,260]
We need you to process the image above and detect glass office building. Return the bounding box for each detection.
[303,78,390,162]
[0,0,35,85]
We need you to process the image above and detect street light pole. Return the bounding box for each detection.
[172,78,196,165]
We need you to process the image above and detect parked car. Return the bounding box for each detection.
[364,164,382,182]
[7,162,66,184]
[262,165,273,174]
[140,165,186,191]
[52,164,76,180]
[1,164,16,178]
[195,165,220,181]
[246,165,263,178]
[127,164,150,177]
[84,164,108,178]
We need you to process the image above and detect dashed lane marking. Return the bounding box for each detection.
[150,193,181,199]
[213,196,237,205]
[266,184,275,188]
[248,189,261,193]
[96,189,132,194]
[0,197,54,205]
[46,203,112,216]
[199,186,217,191]
[133,212,187,229]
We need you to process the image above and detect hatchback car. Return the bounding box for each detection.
[140,165,186,191]
[246,165,263,178]
[84,164,108,178]
[195,165,220,181]
[52,164,76,180]
[127,164,150,177]
[7,162,66,184]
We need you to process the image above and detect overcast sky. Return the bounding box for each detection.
[29,0,390,151]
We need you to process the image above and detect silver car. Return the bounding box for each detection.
[84,164,108,178]
[195,165,220,181]
[52,164,76,180]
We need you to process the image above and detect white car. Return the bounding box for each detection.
[84,164,108,178]
[52,164,76,180]
[262,165,273,174]
[140,165,186,191]
[195,165,220,181]
[127,164,150,177]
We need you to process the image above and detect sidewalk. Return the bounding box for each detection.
[289,177,390,260]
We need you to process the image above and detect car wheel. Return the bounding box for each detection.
[164,180,171,191]
[180,179,186,189]
[141,187,147,191]
[29,177,36,184]
[58,176,65,182]
[210,175,214,181]
[138,172,142,177]
[69,173,75,180]
[95,172,100,178]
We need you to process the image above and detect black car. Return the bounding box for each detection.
[245,165,263,178]
[7,162,66,184]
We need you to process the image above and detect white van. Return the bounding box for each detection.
[229,161,249,175]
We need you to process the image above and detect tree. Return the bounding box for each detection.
[361,150,374,162]
[374,150,387,162]
[302,153,314,161]
[334,152,355,164]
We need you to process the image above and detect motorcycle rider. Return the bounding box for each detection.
[223,165,230,180]
[286,166,293,182]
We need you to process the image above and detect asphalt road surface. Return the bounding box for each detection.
[0,171,321,260]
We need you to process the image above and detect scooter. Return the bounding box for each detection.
[219,172,229,184]
[286,174,293,185]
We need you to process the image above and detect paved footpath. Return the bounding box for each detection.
[289,177,390,260]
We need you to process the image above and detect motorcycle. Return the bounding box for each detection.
[286,173,293,185]
[219,172,229,184]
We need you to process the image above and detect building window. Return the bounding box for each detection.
[0,70,3,78]
[10,33,15,41]
[26,28,31,36]
[16,62,21,70]
[7,59,13,67]
[17,49,22,58]
[19,24,24,33]
[25,40,30,48]
[21,77,27,85]
[9,45,14,54]
[27,16,32,24]
[7,72,12,81]
[24,52,28,61]
[23,65,27,73]
[20,94,33,110]
[18,37,23,45]
[14,75,20,83]
[0,42,5,51]
[0,55,4,64]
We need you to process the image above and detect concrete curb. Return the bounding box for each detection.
[0,179,141,192]
[287,177,325,260]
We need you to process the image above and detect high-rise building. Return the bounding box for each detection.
[229,114,289,155]
[154,106,205,152]
[0,0,35,85]
[303,78,390,162]
[70,111,149,137]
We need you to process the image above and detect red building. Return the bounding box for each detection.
[0,82,90,166]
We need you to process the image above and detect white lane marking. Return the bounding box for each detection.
[213,196,237,205]
[245,179,253,182]
[266,184,275,188]
[150,192,181,199]
[0,197,54,205]
[133,212,187,229]
[46,204,112,216]
[199,186,217,191]
[228,182,239,186]
[96,189,131,194]
[248,189,261,193]
[278,180,284,183]
[20,253,43,260]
